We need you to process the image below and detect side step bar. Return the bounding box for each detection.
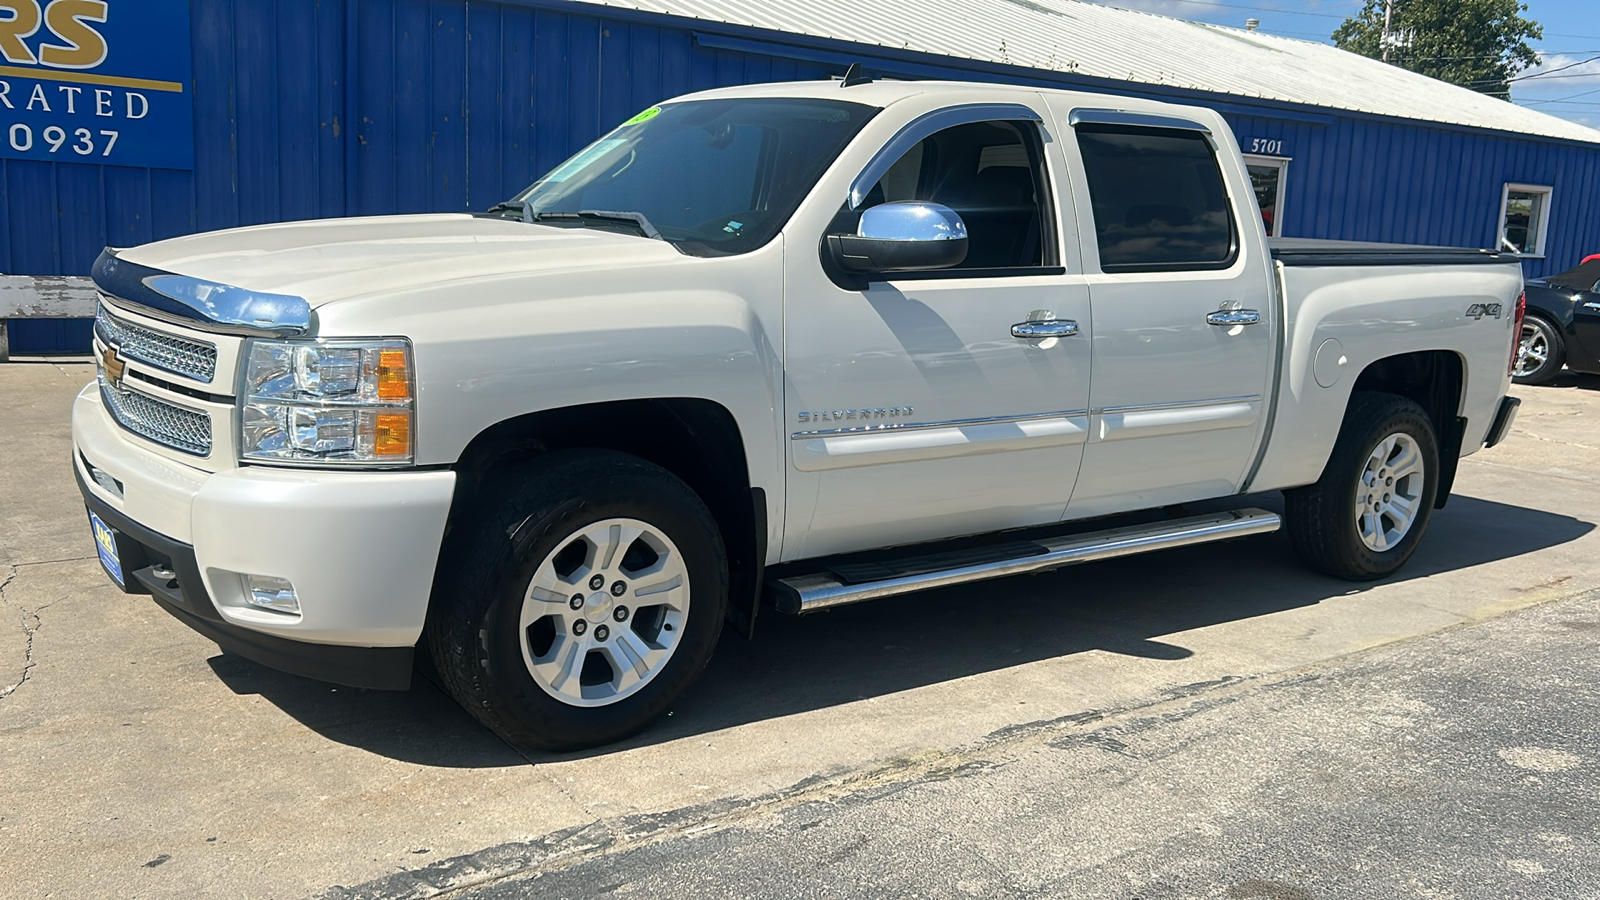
[769,508,1281,614]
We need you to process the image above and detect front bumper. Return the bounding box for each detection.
[72,383,456,689]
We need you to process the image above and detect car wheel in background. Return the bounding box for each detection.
[1513,316,1565,385]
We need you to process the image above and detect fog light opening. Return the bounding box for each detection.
[243,574,301,616]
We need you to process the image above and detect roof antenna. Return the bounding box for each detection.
[840,63,874,87]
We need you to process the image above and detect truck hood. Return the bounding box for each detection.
[116,214,686,307]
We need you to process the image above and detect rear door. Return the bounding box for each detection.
[1046,105,1277,518]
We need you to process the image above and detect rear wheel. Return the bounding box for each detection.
[1513,316,1565,385]
[1284,392,1439,580]
[427,450,728,751]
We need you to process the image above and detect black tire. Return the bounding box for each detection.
[1512,315,1565,385]
[1284,391,1440,581]
[426,450,728,751]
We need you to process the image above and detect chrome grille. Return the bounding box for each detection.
[96,302,218,383]
[99,373,213,456]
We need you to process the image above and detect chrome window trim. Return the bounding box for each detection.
[792,408,1088,439]
[91,248,313,338]
[848,102,1045,210]
[1067,109,1212,134]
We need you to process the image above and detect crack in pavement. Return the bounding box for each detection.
[0,565,66,701]
[0,564,33,700]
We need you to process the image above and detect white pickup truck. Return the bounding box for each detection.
[73,77,1524,750]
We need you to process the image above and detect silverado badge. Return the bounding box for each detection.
[101,345,126,389]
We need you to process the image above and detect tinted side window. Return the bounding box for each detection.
[1076,126,1236,272]
[850,120,1055,270]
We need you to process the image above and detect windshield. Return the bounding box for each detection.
[502,98,878,256]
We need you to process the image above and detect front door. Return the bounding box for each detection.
[780,104,1093,561]
[1050,105,1277,518]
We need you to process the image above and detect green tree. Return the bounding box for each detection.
[1332,0,1543,99]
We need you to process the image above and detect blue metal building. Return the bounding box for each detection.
[4,0,1600,352]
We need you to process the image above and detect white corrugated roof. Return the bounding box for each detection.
[576,0,1600,145]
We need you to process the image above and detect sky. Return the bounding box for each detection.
[1084,0,1600,128]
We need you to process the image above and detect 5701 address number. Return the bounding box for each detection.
[7,123,120,157]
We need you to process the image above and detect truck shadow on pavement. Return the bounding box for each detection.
[205,493,1591,765]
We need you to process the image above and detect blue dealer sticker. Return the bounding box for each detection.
[0,0,195,170]
[89,510,124,587]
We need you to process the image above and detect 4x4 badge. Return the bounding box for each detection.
[1464,303,1503,320]
[101,346,126,389]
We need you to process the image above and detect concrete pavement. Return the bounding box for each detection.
[2,360,1597,898]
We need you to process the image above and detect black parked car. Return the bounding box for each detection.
[1515,259,1600,385]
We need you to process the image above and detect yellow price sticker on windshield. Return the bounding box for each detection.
[622,106,661,126]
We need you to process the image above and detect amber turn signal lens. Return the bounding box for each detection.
[372,412,411,456]
[376,349,411,400]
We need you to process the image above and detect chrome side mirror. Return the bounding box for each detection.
[825,201,969,274]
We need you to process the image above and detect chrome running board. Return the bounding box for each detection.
[769,508,1281,614]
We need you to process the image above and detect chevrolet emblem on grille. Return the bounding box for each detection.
[101,346,126,389]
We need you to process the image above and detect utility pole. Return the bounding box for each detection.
[1381,0,1394,62]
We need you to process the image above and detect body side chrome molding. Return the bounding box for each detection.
[791,408,1089,439]
[770,508,1280,613]
[791,410,1091,472]
[91,248,313,338]
[1091,394,1263,415]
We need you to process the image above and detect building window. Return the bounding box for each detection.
[1243,155,1288,237]
[1499,183,1552,257]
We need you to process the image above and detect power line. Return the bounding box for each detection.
[1512,55,1600,81]
[1389,50,1600,61]
[1523,86,1600,106]
[1509,70,1600,82]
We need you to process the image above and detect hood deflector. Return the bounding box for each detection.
[91,248,313,337]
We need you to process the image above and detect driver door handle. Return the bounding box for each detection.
[1206,309,1261,326]
[1012,319,1079,339]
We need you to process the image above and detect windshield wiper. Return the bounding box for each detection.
[529,210,664,241]
[487,202,665,241]
[484,199,532,221]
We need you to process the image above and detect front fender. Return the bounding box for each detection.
[311,242,787,549]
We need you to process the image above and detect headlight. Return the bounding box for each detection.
[239,338,415,466]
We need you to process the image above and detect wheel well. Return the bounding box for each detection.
[1350,350,1465,508]
[447,399,765,636]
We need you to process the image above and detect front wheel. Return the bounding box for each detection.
[427,450,728,751]
[1284,392,1439,580]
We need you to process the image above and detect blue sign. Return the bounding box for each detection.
[0,0,192,170]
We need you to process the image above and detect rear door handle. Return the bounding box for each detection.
[1206,309,1261,326]
[1012,319,1079,339]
